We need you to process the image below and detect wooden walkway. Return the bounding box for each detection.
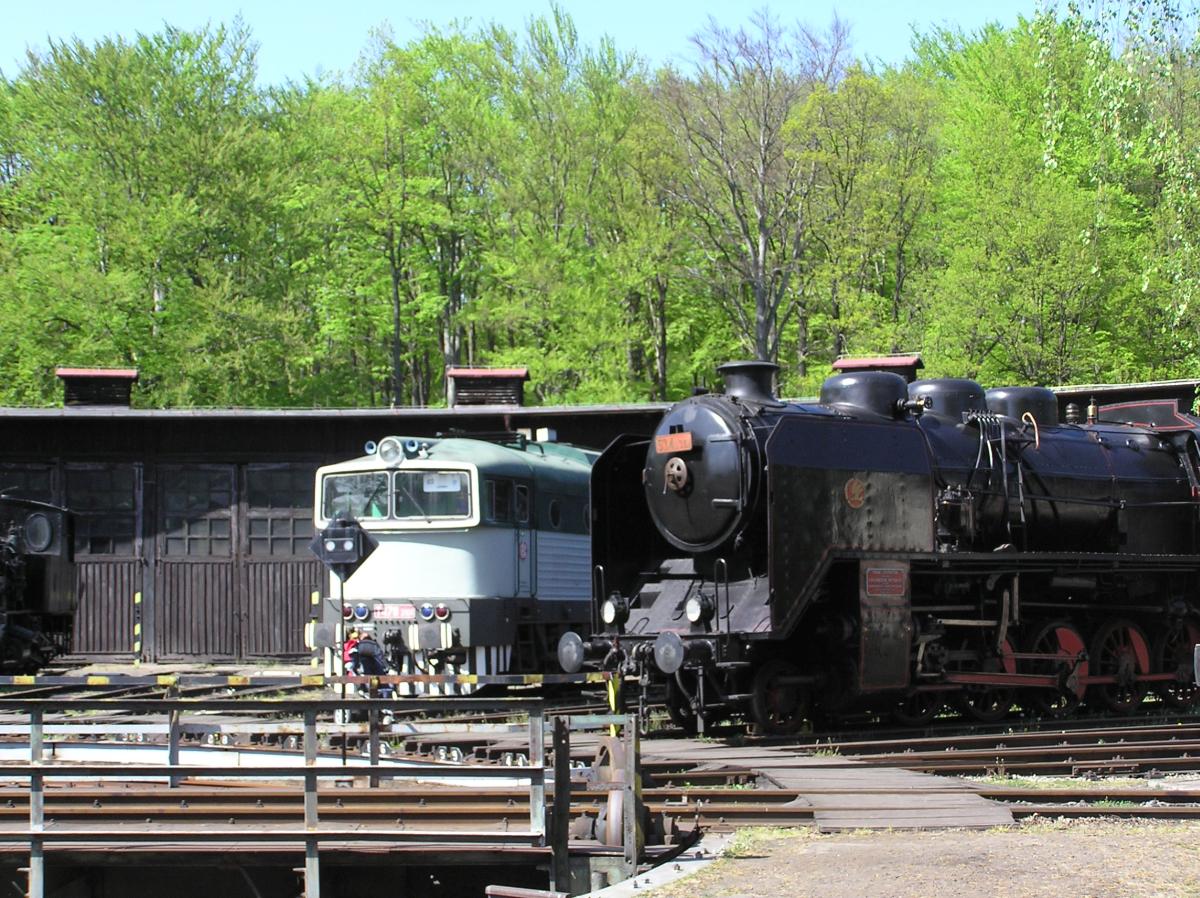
[642,739,1015,832]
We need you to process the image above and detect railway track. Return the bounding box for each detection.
[0,779,1194,835]
[798,720,1200,776]
[6,706,1195,780]
[2,682,1199,837]
[0,692,1196,788]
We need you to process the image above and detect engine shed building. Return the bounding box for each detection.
[1051,378,1200,418]
[0,369,666,663]
[3,366,1197,665]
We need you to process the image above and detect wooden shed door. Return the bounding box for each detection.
[67,464,143,656]
[242,464,322,657]
[155,465,238,659]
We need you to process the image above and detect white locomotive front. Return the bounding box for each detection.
[313,434,596,693]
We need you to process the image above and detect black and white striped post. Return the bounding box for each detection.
[28,709,43,898]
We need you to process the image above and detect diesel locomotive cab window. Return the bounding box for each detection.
[394,471,470,519]
[515,485,530,524]
[485,479,513,523]
[322,473,388,520]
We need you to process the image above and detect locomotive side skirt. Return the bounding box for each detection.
[859,561,913,691]
[765,415,934,639]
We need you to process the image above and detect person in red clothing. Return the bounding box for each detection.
[342,629,361,674]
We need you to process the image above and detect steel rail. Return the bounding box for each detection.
[0,783,1196,806]
[0,793,1188,832]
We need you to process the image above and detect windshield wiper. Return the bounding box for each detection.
[397,482,432,523]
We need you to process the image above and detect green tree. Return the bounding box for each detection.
[0,24,310,405]
[659,11,849,373]
[914,18,1144,385]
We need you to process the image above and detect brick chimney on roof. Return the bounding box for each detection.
[445,367,529,407]
[55,368,139,407]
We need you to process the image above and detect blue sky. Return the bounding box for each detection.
[1,1,1039,83]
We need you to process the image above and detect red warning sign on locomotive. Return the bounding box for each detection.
[865,568,907,597]
[655,432,694,454]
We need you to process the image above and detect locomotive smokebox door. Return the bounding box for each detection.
[859,560,913,691]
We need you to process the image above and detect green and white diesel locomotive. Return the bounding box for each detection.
[313,433,596,693]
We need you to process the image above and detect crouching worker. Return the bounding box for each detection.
[351,632,393,700]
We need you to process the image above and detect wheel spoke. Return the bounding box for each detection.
[1154,619,1200,708]
[1089,618,1149,714]
[751,659,808,736]
[1027,621,1087,717]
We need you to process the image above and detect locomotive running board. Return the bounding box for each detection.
[943,671,1180,687]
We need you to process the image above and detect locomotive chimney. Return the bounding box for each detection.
[717,361,779,403]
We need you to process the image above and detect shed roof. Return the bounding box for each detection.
[1051,378,1200,394]
[832,355,923,371]
[54,367,139,380]
[0,401,668,420]
[446,368,530,380]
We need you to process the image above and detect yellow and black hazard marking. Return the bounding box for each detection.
[132,591,143,667]
[0,671,614,689]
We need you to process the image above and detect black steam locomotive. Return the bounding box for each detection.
[559,361,1200,733]
[0,496,74,671]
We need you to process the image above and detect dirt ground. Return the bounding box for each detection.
[649,819,1200,898]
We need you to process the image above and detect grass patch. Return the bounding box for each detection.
[967,774,1149,790]
[722,825,812,857]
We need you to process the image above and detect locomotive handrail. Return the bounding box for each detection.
[1021,412,1041,450]
[713,557,732,636]
[592,564,607,632]
[954,485,1129,509]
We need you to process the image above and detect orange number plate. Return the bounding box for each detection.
[655,432,694,453]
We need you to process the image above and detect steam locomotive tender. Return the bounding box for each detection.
[558,361,1200,733]
[0,496,74,670]
[315,433,596,694]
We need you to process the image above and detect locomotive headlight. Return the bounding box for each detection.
[378,437,402,464]
[434,603,451,622]
[557,632,585,673]
[600,594,629,627]
[685,595,714,624]
[22,513,53,553]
